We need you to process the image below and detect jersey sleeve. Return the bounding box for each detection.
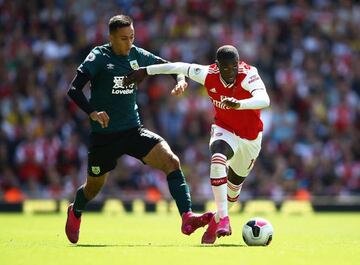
[187,64,209,85]
[77,48,103,78]
[146,63,209,85]
[237,66,270,110]
[241,66,266,93]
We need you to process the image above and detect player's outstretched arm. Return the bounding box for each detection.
[123,67,188,95]
[125,62,208,86]
[123,63,190,87]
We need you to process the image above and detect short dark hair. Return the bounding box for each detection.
[108,15,133,33]
[216,45,239,62]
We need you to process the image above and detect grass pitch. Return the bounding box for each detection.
[1,211,360,265]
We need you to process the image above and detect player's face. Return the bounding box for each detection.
[217,58,238,84]
[109,24,135,56]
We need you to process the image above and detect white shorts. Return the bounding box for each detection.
[209,124,262,177]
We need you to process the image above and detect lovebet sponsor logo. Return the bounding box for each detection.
[112,76,135,94]
[112,88,134,95]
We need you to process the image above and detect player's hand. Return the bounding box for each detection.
[221,97,241,109]
[171,80,188,96]
[89,111,110,128]
[123,68,148,86]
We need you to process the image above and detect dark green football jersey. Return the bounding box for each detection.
[78,44,166,133]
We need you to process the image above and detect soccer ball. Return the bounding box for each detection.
[242,217,273,246]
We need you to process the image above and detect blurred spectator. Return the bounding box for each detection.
[0,0,359,201]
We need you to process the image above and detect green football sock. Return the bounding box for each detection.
[167,170,192,215]
[73,186,89,218]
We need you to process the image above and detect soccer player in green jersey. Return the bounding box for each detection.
[65,15,213,244]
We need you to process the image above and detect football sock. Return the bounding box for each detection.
[167,169,192,215]
[73,186,89,218]
[215,181,243,222]
[227,181,242,209]
[210,153,228,220]
[215,180,243,222]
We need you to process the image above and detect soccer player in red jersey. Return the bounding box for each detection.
[124,45,270,244]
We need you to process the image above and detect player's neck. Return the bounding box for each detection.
[220,76,235,88]
[109,43,128,57]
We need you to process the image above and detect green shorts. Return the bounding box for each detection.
[87,126,164,176]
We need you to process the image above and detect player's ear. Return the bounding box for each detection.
[215,60,220,68]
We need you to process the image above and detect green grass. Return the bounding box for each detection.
[1,212,360,265]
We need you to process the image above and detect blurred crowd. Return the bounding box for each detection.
[1,0,360,203]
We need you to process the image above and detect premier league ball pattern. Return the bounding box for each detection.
[242,217,273,246]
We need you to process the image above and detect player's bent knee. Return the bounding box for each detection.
[228,175,246,185]
[163,154,180,173]
[228,168,246,185]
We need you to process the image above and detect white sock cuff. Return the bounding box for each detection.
[211,153,227,164]
[227,181,242,192]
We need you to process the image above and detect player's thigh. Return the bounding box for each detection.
[142,141,180,173]
[228,133,262,177]
[209,124,238,155]
[87,133,123,177]
[125,127,175,169]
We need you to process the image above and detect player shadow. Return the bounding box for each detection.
[198,243,245,248]
[74,244,120,248]
[74,243,181,248]
[73,243,245,248]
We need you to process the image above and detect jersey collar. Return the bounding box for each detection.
[219,75,235,88]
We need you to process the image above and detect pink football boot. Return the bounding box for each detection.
[201,215,218,244]
[65,203,81,244]
[216,216,232,237]
[181,211,214,235]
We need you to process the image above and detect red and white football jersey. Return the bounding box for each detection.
[188,61,266,140]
